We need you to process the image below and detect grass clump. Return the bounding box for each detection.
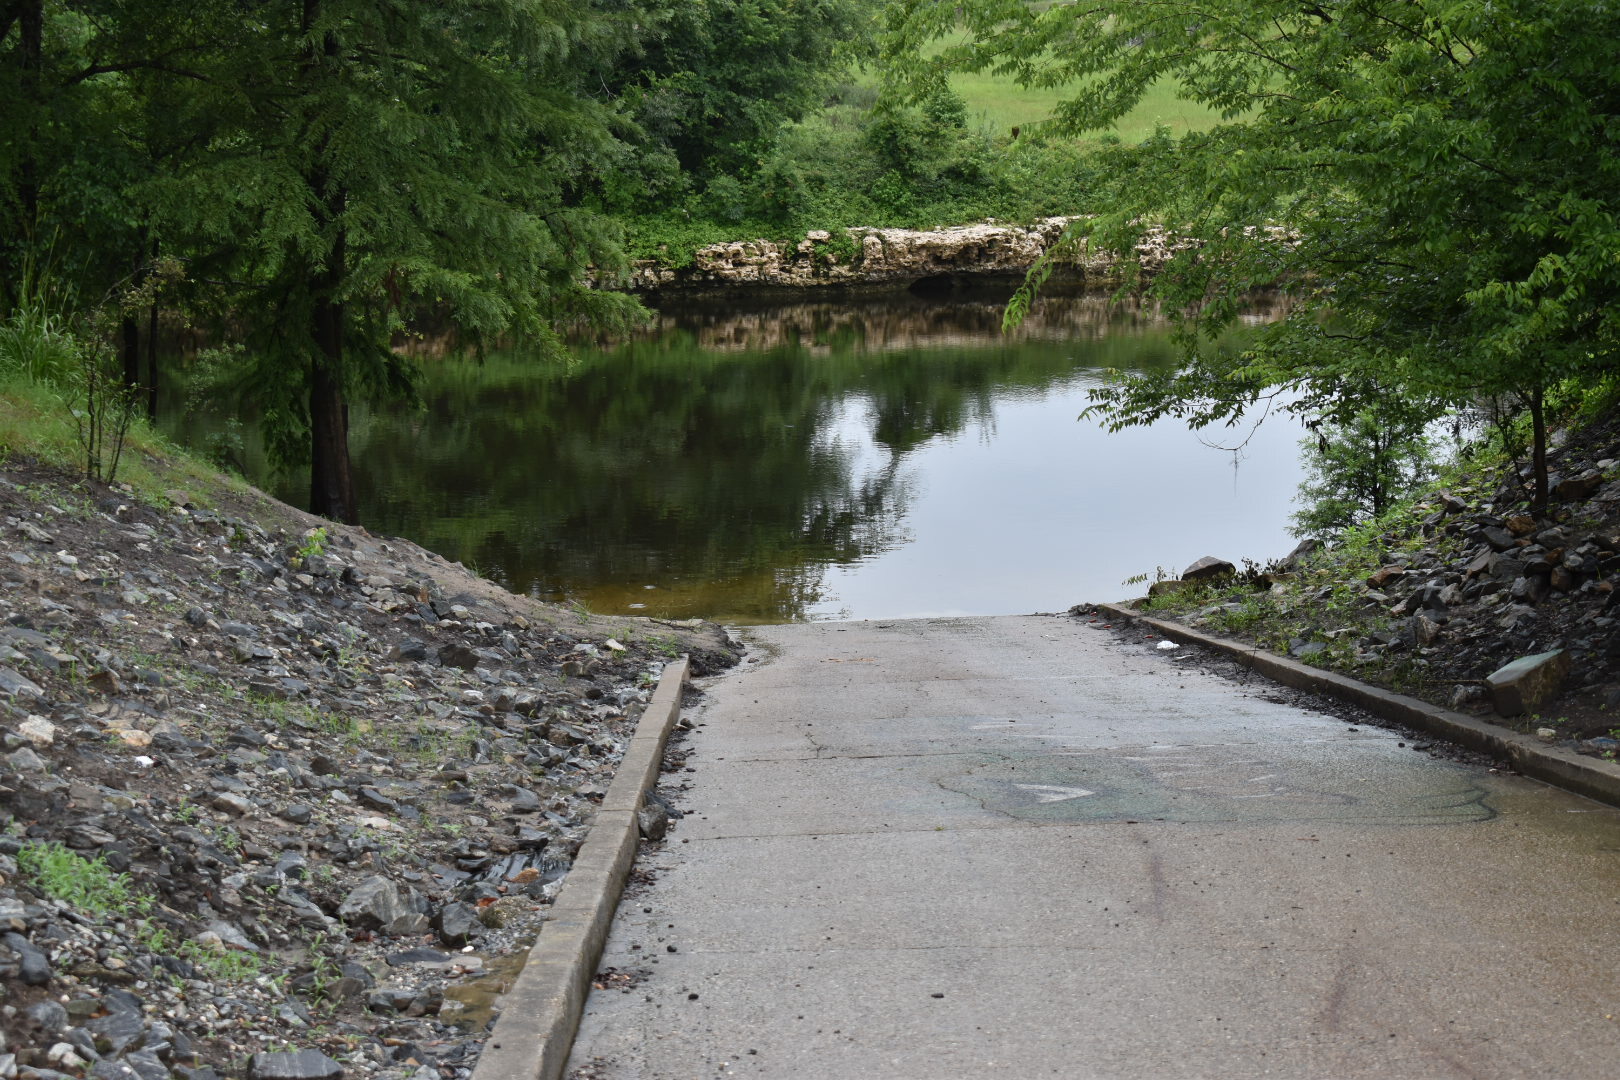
[20,841,270,983]
[18,842,139,915]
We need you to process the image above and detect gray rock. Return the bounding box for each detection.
[7,746,46,772]
[356,787,398,813]
[1486,650,1570,717]
[119,1052,168,1080]
[1490,556,1525,581]
[247,1050,343,1080]
[383,947,450,966]
[1181,556,1235,582]
[62,1027,99,1062]
[1411,614,1442,646]
[5,931,51,985]
[1554,471,1604,501]
[1479,526,1517,552]
[278,803,314,825]
[433,902,483,947]
[203,920,260,952]
[22,1000,69,1034]
[211,792,254,816]
[90,1062,142,1080]
[391,640,430,663]
[505,786,542,814]
[1510,575,1550,604]
[638,799,672,842]
[1289,641,1328,660]
[337,875,429,934]
[0,667,43,700]
[86,1009,146,1055]
[547,724,587,748]
[437,644,480,671]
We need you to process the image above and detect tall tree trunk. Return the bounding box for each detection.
[308,347,356,524]
[307,195,354,521]
[1529,385,1548,516]
[144,235,160,420]
[121,314,140,388]
[145,296,159,421]
[17,0,41,232]
[301,0,357,524]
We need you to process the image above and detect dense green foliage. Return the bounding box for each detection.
[885,0,1620,514]
[0,0,880,521]
[598,0,866,199]
[618,75,1151,264]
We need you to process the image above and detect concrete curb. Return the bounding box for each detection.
[1096,602,1620,810]
[470,658,690,1080]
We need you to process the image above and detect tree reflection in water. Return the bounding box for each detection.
[346,291,1263,623]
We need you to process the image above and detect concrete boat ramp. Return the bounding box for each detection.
[560,615,1620,1078]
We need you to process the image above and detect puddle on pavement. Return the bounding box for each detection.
[440,951,530,1033]
[942,741,1497,825]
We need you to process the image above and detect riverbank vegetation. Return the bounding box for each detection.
[1126,397,1620,737]
[4,0,1618,543]
[884,0,1620,525]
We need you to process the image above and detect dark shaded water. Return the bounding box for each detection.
[204,292,1305,623]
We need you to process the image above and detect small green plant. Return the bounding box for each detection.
[1208,594,1276,633]
[0,291,78,386]
[202,945,263,980]
[19,842,135,914]
[67,335,140,484]
[300,931,341,1007]
[293,527,328,566]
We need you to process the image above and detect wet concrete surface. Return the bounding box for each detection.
[564,615,1620,1079]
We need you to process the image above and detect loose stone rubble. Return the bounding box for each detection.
[0,458,739,1080]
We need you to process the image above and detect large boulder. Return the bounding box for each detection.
[1485,650,1570,717]
[1554,471,1604,501]
[337,876,430,935]
[1182,556,1236,583]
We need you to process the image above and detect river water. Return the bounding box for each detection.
[322,291,1303,623]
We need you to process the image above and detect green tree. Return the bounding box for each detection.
[1,1,242,418]
[1291,399,1435,538]
[885,0,1620,513]
[596,0,866,209]
[168,0,642,522]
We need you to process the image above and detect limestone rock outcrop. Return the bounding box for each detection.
[629,218,1177,291]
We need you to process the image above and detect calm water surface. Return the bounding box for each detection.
[337,294,1304,623]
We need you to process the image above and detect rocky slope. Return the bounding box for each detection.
[0,456,739,1080]
[1115,409,1620,750]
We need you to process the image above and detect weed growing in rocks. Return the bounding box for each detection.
[18,842,136,915]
